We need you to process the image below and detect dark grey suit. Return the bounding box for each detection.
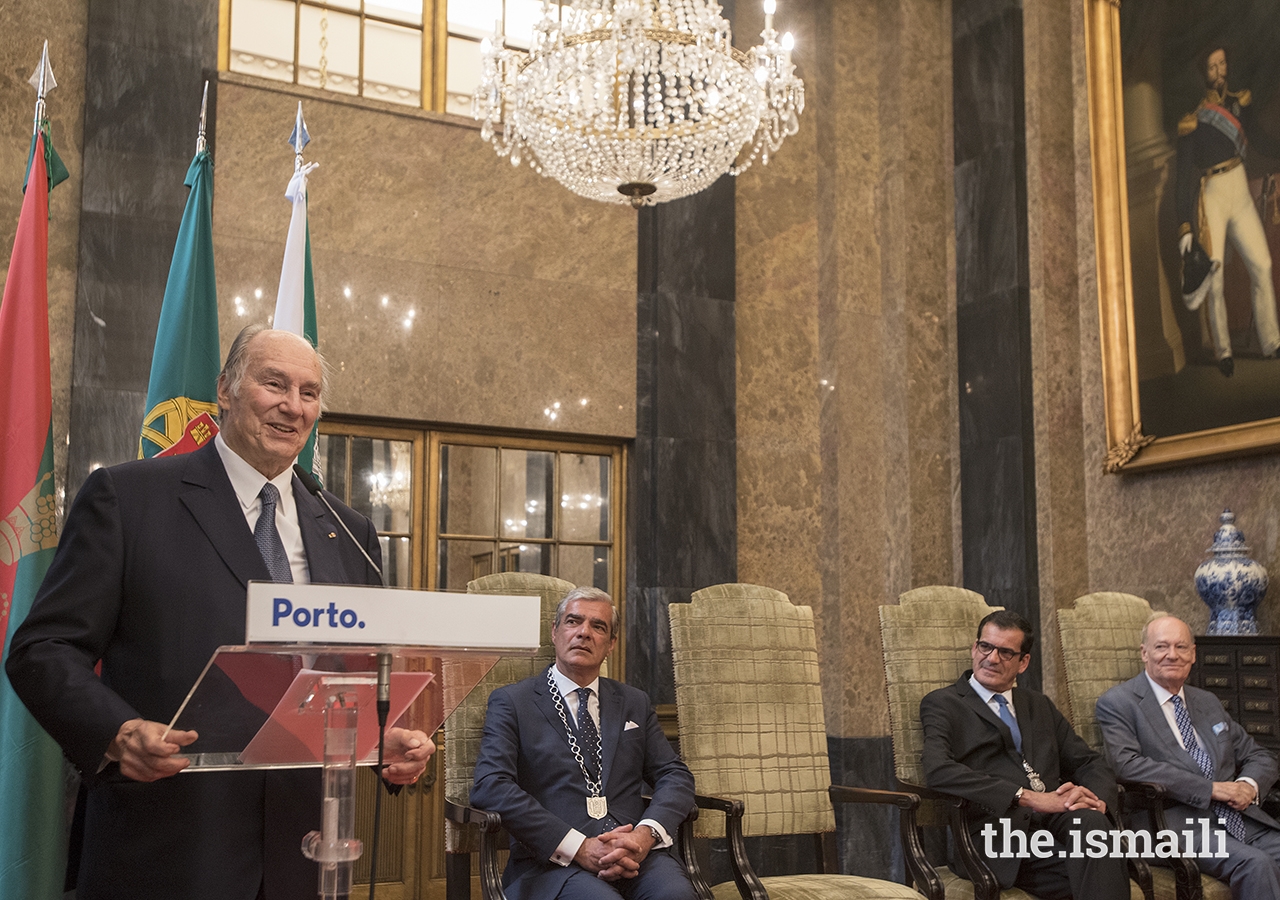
[1097,672,1280,898]
[921,671,1129,899]
[470,669,696,900]
[6,441,382,900]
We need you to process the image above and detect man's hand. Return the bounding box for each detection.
[595,824,656,881]
[572,832,641,881]
[1213,780,1257,811]
[1018,782,1106,814]
[107,718,197,782]
[381,727,436,786]
[1180,232,1194,256]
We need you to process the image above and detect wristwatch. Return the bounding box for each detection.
[1012,787,1024,808]
[643,824,662,845]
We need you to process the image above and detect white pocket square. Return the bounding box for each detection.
[1213,722,1228,735]
[624,720,640,731]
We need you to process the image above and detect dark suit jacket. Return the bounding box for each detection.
[6,441,382,900]
[921,671,1119,887]
[1096,672,1280,833]
[469,669,695,900]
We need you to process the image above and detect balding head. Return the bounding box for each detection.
[216,326,325,479]
[1141,615,1196,692]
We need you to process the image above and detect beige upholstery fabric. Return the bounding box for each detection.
[879,586,994,790]
[1057,593,1230,900]
[707,874,926,900]
[934,869,1040,900]
[672,583,835,840]
[1055,592,1161,753]
[443,573,576,852]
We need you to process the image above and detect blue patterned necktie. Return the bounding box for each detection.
[992,693,1023,755]
[254,483,293,583]
[576,687,619,833]
[1171,694,1246,842]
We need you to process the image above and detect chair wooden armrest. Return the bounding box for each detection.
[687,794,767,900]
[1117,781,1204,900]
[896,780,1004,900]
[444,798,508,900]
[828,785,944,900]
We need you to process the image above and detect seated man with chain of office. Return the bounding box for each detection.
[921,610,1130,900]
[470,586,697,900]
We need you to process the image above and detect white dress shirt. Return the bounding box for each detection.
[547,665,672,867]
[215,434,310,583]
[969,674,1017,721]
[1143,672,1257,800]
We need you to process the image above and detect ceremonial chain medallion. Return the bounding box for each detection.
[547,667,609,819]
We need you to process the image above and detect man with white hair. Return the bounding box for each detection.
[7,325,434,900]
[1097,615,1280,897]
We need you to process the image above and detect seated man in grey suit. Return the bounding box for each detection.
[1096,615,1280,898]
[470,586,697,900]
[921,610,1130,900]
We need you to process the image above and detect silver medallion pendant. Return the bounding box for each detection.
[587,796,609,819]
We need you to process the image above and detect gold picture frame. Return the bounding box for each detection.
[1086,0,1280,473]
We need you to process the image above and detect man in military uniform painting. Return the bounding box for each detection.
[1176,46,1278,377]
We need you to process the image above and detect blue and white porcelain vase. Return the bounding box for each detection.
[1195,509,1268,635]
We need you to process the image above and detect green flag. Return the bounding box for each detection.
[138,148,220,458]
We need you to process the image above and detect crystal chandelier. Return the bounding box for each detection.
[473,0,804,208]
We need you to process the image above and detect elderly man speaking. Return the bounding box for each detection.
[1097,615,1280,898]
[7,326,434,900]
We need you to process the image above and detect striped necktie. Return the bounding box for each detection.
[1171,694,1245,842]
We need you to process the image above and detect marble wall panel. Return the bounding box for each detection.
[212,78,637,438]
[1022,0,1089,701]
[1,3,88,499]
[736,0,956,747]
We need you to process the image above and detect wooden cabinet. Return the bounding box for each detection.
[1190,635,1280,751]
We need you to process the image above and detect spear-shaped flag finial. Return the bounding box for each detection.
[28,40,57,135]
[288,101,310,169]
[196,80,210,155]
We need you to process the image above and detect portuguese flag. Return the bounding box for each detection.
[0,126,72,900]
[138,146,220,458]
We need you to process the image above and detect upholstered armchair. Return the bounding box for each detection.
[878,586,1146,900]
[670,582,941,900]
[1057,592,1229,900]
[442,572,577,900]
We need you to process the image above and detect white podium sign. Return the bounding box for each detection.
[245,581,540,649]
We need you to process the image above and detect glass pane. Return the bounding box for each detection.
[368,0,422,25]
[447,0,501,38]
[364,19,422,106]
[445,35,482,116]
[558,545,610,591]
[317,433,349,499]
[500,449,554,539]
[558,453,610,541]
[439,444,496,536]
[437,538,497,591]
[378,535,412,587]
[499,541,549,576]
[504,0,544,50]
[347,438,413,532]
[299,7,360,95]
[229,0,296,82]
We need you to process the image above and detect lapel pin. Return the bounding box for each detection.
[327,532,336,539]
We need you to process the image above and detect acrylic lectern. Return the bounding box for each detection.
[164,582,540,900]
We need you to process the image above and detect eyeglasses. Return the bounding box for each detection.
[975,640,1023,662]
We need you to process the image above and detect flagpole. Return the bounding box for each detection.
[196,80,209,155]
[31,40,56,136]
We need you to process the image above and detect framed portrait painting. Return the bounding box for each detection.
[1088,0,1280,472]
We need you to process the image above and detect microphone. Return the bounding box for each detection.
[292,463,384,581]
[376,650,392,727]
